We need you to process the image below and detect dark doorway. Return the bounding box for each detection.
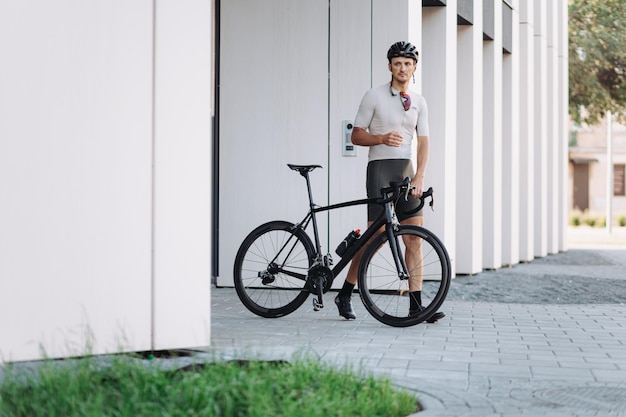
[572,162,590,211]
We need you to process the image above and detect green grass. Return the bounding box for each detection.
[0,355,418,417]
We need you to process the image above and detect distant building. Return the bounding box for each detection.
[569,116,626,221]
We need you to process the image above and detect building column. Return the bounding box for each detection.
[372,0,422,85]
[501,0,520,267]
[153,0,214,350]
[558,0,569,252]
[483,0,503,269]
[455,0,483,275]
[533,0,548,257]
[546,0,561,254]
[518,0,535,262]
[422,1,458,273]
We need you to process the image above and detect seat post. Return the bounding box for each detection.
[301,170,323,256]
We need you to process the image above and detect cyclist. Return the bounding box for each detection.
[335,41,446,323]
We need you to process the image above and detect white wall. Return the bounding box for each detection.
[455,2,483,275]
[422,2,458,273]
[328,0,372,284]
[482,0,503,269]
[502,0,521,266]
[558,0,569,250]
[152,0,213,351]
[217,0,329,287]
[218,0,427,287]
[518,0,535,262]
[218,0,568,284]
[0,0,213,362]
[533,0,549,257]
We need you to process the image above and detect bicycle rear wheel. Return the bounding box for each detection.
[233,221,314,318]
[357,225,451,327]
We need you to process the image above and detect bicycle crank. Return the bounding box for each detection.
[307,264,333,311]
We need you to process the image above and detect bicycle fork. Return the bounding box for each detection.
[385,204,410,280]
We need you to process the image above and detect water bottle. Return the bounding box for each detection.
[335,229,361,257]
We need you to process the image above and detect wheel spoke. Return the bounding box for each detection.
[358,225,451,327]
[234,222,314,318]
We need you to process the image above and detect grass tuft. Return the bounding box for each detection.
[0,355,418,417]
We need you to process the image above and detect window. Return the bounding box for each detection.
[615,164,626,196]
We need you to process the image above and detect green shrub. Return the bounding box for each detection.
[584,216,597,227]
[0,355,418,417]
[569,213,582,226]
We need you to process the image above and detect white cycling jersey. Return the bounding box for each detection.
[353,82,429,162]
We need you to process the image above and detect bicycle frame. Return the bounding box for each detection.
[290,167,412,287]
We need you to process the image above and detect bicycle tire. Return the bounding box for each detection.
[357,225,451,327]
[233,220,315,318]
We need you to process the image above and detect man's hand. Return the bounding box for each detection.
[382,131,403,147]
[410,176,425,198]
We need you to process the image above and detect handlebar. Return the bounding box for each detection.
[377,177,434,214]
[405,186,434,214]
[287,164,434,215]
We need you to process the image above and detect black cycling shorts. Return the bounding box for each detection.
[366,159,422,222]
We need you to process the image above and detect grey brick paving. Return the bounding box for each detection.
[207,288,626,416]
[206,237,626,416]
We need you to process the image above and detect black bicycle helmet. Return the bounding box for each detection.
[387,41,419,63]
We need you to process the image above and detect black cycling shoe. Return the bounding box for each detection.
[334,294,356,320]
[409,307,446,323]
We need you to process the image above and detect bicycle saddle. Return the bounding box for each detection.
[287,164,322,173]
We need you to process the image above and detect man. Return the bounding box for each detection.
[334,41,445,323]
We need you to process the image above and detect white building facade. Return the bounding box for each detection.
[0,0,568,362]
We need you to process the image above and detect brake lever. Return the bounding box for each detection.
[404,186,413,202]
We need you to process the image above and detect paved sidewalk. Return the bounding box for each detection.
[206,230,626,417]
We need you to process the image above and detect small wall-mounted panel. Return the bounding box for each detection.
[342,120,356,156]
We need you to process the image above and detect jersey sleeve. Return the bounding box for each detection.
[354,89,376,129]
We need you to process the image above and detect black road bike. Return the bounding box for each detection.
[233,164,451,327]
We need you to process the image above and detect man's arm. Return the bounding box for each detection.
[411,135,429,197]
[351,127,403,147]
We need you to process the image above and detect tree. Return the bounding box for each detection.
[569,0,626,124]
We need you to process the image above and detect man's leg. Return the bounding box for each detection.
[402,216,446,322]
[402,216,424,292]
[334,221,374,319]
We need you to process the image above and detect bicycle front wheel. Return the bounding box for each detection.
[357,225,451,327]
[233,221,315,318]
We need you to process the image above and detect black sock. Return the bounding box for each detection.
[409,291,422,310]
[339,281,355,298]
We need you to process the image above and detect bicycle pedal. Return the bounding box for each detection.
[312,299,324,311]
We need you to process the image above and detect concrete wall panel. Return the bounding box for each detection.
[0,0,214,362]
[218,0,328,286]
[152,0,213,350]
[0,1,154,361]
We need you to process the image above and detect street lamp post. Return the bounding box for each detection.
[607,111,613,234]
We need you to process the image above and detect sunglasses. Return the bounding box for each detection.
[399,91,411,111]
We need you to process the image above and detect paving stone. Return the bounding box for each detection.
[202,243,626,415]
